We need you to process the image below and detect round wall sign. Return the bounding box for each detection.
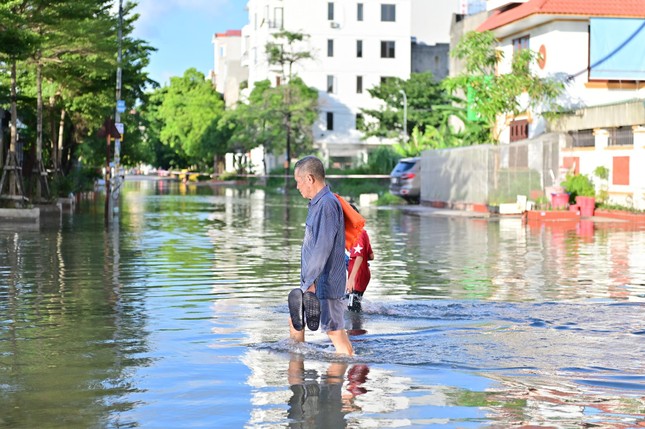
[538,44,547,69]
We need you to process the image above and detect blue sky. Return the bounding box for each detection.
[132,0,249,86]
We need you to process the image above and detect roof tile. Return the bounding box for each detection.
[478,0,645,32]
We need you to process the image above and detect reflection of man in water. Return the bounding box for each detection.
[287,355,370,427]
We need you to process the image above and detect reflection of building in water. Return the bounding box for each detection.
[482,376,645,427]
[408,209,645,301]
[206,187,288,290]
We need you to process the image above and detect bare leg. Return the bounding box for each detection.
[327,329,354,356]
[289,317,305,342]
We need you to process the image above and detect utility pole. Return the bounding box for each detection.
[399,89,408,142]
[109,0,124,221]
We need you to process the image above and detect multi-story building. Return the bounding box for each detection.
[211,30,248,108]
[242,0,414,168]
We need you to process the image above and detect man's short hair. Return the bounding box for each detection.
[295,156,325,180]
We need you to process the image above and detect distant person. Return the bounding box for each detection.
[288,155,354,356]
[346,204,374,312]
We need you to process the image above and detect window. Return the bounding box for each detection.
[326,112,334,131]
[357,3,364,21]
[568,130,595,148]
[381,41,395,58]
[327,39,334,57]
[276,76,281,87]
[356,113,364,130]
[512,35,530,52]
[609,126,634,146]
[328,2,334,20]
[381,4,395,21]
[509,119,528,142]
[613,156,630,185]
[380,76,392,84]
[356,40,363,58]
[273,7,283,29]
[356,76,363,93]
[327,75,335,93]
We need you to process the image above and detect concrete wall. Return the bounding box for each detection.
[411,43,450,80]
[421,144,491,204]
[420,134,561,206]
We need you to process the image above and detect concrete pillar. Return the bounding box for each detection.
[594,128,609,150]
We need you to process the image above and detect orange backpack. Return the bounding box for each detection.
[334,194,365,250]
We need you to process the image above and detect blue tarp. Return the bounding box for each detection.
[589,18,645,81]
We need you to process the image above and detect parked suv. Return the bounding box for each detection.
[389,157,421,203]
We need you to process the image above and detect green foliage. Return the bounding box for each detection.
[444,31,564,143]
[50,166,101,197]
[594,166,609,181]
[0,0,155,183]
[229,77,318,165]
[361,72,455,140]
[561,173,595,202]
[375,192,406,206]
[597,202,645,214]
[266,30,313,79]
[365,145,400,173]
[393,124,467,157]
[325,177,390,200]
[149,68,230,170]
[593,166,610,203]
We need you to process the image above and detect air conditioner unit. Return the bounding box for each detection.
[330,22,340,29]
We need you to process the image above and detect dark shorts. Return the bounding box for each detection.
[320,298,345,332]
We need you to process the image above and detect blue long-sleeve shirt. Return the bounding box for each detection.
[300,185,346,300]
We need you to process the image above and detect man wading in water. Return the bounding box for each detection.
[288,156,354,356]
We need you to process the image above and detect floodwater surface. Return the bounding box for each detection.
[1,178,644,428]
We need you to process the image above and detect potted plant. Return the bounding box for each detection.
[561,173,595,217]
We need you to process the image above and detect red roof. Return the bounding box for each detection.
[478,0,645,32]
[215,29,242,38]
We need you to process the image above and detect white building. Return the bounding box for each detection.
[211,30,249,108]
[242,0,417,168]
[477,0,645,144]
[475,0,645,208]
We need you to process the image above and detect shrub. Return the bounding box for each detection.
[561,173,594,203]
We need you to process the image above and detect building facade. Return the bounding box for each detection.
[242,0,415,168]
[475,0,645,208]
[211,30,249,108]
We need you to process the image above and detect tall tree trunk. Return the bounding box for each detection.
[35,59,44,199]
[37,60,43,163]
[57,109,66,174]
[0,109,4,168]
[10,61,18,155]
[50,95,57,170]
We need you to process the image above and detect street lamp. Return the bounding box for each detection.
[399,89,407,141]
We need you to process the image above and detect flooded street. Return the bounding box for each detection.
[1,178,644,428]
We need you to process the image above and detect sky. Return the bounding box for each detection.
[131,0,249,86]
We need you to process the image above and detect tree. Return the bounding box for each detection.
[228,77,318,174]
[264,30,317,172]
[443,30,564,143]
[154,68,230,171]
[361,72,455,141]
[0,0,154,201]
[0,0,40,199]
